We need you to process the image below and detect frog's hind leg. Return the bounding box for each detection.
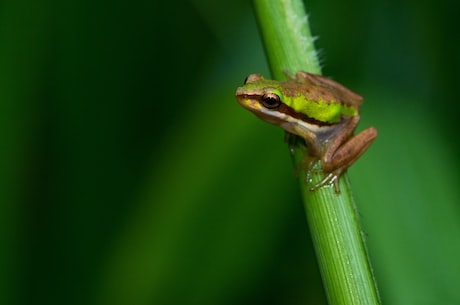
[323,126,378,174]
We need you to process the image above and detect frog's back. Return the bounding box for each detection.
[288,71,363,107]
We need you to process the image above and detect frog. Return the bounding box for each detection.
[236,71,377,193]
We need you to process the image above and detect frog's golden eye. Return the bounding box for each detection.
[261,93,281,109]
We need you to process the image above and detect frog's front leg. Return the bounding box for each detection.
[285,132,319,183]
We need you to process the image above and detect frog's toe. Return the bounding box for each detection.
[309,170,342,194]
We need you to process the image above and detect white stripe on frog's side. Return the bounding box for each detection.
[284,113,347,142]
[257,106,346,143]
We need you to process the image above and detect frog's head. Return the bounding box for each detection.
[236,74,294,128]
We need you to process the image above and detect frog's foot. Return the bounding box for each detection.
[309,170,343,194]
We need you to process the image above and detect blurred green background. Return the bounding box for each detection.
[2,0,460,304]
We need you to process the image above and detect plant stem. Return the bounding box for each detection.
[252,1,381,304]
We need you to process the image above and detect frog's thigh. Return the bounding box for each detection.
[323,127,377,172]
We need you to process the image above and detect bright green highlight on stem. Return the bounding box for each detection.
[253,0,321,79]
[252,0,381,304]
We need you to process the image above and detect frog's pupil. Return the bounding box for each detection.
[262,93,281,110]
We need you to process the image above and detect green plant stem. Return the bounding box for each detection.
[252,1,381,304]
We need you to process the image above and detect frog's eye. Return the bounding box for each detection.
[261,93,281,109]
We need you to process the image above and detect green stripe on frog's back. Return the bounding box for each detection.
[284,95,358,123]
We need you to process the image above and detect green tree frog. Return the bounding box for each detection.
[236,71,377,193]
